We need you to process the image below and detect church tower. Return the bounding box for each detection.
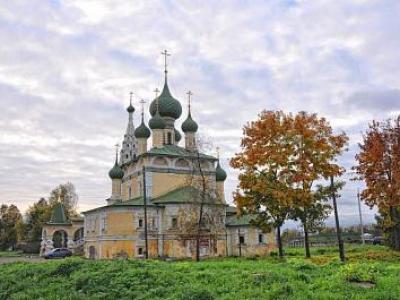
[120,93,138,164]
[134,100,151,154]
[181,91,198,151]
[149,50,183,147]
[108,145,124,204]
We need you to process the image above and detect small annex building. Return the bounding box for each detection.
[41,202,84,256]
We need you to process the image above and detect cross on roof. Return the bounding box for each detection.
[161,49,171,74]
[129,91,133,105]
[139,99,146,116]
[216,146,220,159]
[186,90,193,112]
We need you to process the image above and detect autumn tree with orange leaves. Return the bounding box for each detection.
[231,111,348,258]
[354,117,400,250]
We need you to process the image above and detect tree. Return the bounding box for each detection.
[48,182,78,218]
[0,204,22,250]
[290,181,344,247]
[232,171,290,258]
[288,112,348,257]
[354,117,400,250]
[231,110,348,258]
[18,198,52,244]
[231,111,296,258]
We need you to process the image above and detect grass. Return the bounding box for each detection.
[1,245,400,300]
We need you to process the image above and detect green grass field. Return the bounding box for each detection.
[1,245,400,300]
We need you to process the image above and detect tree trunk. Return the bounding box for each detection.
[277,225,284,258]
[303,221,311,258]
[390,206,400,251]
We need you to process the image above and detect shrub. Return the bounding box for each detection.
[51,259,84,276]
[341,263,380,283]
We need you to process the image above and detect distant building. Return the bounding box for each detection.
[42,56,276,259]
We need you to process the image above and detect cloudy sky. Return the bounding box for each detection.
[1,0,399,227]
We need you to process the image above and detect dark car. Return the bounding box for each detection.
[44,248,72,259]
[372,236,383,245]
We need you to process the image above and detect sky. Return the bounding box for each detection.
[1,0,400,228]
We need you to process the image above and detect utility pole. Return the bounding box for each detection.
[357,189,365,245]
[142,166,149,259]
[330,175,345,262]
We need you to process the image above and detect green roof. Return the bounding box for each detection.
[149,82,182,119]
[149,110,166,129]
[83,186,224,214]
[109,161,124,179]
[148,145,216,160]
[135,120,151,138]
[48,203,70,224]
[226,206,237,215]
[175,128,182,142]
[152,186,219,205]
[215,160,227,181]
[181,112,198,133]
[225,214,256,227]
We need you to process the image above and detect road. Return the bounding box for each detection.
[0,256,45,264]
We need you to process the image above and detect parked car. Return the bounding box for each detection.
[372,236,383,245]
[44,248,72,259]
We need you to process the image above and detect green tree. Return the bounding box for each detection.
[0,204,22,250]
[19,198,52,244]
[48,182,78,218]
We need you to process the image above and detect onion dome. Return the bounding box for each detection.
[181,112,198,133]
[109,151,124,179]
[149,82,182,119]
[175,129,182,142]
[215,161,227,181]
[135,119,151,138]
[127,93,135,113]
[149,110,166,129]
[127,103,135,113]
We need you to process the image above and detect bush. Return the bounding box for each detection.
[341,263,380,283]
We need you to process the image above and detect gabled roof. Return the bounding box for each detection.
[226,214,257,227]
[48,203,70,225]
[152,186,218,205]
[82,186,224,214]
[147,145,216,160]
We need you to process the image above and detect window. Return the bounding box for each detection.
[239,235,245,245]
[258,234,264,244]
[101,214,107,232]
[167,132,172,144]
[138,219,143,228]
[152,218,156,229]
[138,247,143,255]
[171,217,178,228]
[128,186,132,199]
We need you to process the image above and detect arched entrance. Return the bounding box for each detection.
[89,246,96,259]
[53,230,68,248]
[73,228,84,242]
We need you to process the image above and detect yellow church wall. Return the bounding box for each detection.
[101,240,136,258]
[152,173,187,197]
[106,211,134,236]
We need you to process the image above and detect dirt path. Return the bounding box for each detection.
[0,256,45,264]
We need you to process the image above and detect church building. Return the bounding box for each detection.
[43,54,276,259]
